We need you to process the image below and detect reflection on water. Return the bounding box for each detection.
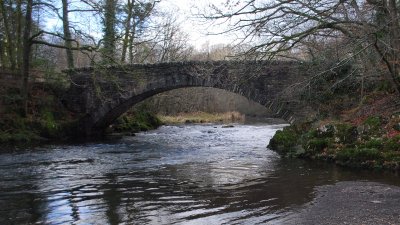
[0,124,399,224]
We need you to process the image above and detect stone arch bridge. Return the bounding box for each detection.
[63,60,313,137]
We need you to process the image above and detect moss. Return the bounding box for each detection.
[363,138,384,149]
[304,138,331,154]
[0,83,80,146]
[336,147,356,163]
[268,118,400,172]
[363,116,381,131]
[383,152,400,162]
[334,123,358,144]
[112,110,162,134]
[383,135,400,152]
[336,147,382,164]
[0,130,43,144]
[268,126,300,156]
[38,109,60,137]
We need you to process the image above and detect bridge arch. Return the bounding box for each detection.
[64,61,308,137]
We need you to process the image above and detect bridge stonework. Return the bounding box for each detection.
[63,61,313,136]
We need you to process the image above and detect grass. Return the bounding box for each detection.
[158,111,245,124]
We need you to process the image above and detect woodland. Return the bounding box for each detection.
[0,0,399,168]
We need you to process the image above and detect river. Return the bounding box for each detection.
[0,123,399,224]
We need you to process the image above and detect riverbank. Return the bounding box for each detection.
[0,82,78,147]
[287,181,400,225]
[0,81,164,147]
[269,115,400,172]
[268,92,400,173]
[157,111,245,124]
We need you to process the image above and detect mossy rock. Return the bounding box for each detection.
[112,110,162,133]
[268,126,300,156]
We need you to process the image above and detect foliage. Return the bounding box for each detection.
[363,116,381,131]
[0,85,77,146]
[363,139,384,149]
[383,135,400,152]
[112,110,162,134]
[304,138,330,154]
[334,123,358,144]
[336,148,382,163]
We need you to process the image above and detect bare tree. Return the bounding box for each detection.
[157,15,191,62]
[201,0,400,93]
[21,0,33,115]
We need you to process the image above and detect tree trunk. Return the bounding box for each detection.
[387,0,400,93]
[62,0,74,69]
[103,0,117,63]
[16,0,23,70]
[0,37,4,67]
[21,0,33,116]
[128,21,136,64]
[121,0,134,63]
[0,0,16,70]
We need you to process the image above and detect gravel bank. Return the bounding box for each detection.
[286,181,400,225]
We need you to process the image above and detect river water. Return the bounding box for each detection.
[0,123,399,224]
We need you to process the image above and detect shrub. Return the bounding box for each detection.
[312,124,335,138]
[335,123,358,144]
[336,148,356,162]
[305,138,330,153]
[384,135,400,152]
[336,147,382,163]
[364,138,384,149]
[363,116,382,131]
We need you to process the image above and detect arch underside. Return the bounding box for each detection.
[84,78,296,135]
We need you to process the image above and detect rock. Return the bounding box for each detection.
[222,125,234,128]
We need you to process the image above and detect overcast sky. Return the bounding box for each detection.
[45,0,235,49]
[158,0,236,49]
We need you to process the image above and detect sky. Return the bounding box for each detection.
[158,0,236,49]
[45,0,237,49]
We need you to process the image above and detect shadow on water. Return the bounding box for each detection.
[0,124,399,225]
